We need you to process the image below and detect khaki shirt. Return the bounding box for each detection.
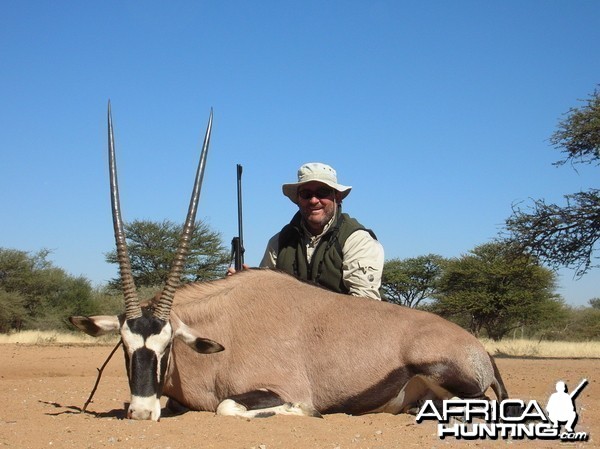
[260,221,384,300]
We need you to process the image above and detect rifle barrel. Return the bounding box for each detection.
[235,164,244,269]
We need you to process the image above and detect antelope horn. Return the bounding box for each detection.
[153,109,213,322]
[108,101,142,320]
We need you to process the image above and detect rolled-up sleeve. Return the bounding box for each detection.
[342,230,384,300]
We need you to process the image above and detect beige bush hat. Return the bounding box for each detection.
[282,162,352,204]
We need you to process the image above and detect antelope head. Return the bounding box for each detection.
[70,103,224,421]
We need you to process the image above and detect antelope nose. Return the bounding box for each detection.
[127,405,152,420]
[127,396,162,421]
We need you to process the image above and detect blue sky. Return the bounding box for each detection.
[1,1,598,306]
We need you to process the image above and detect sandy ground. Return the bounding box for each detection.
[0,344,597,449]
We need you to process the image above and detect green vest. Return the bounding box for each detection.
[276,211,377,293]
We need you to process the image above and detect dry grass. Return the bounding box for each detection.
[0,330,118,345]
[1,332,598,358]
[482,338,600,358]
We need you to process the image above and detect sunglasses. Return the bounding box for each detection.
[297,187,335,200]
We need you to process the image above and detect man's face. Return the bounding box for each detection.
[296,181,341,235]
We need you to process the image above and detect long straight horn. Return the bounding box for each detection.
[153,109,213,322]
[108,101,142,320]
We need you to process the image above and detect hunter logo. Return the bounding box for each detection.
[416,379,589,441]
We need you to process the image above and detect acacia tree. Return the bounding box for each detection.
[506,87,600,276]
[432,241,559,340]
[381,255,445,307]
[105,219,230,288]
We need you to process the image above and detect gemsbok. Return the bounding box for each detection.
[70,105,511,421]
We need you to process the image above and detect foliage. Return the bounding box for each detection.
[1,235,596,339]
[0,288,27,333]
[105,219,229,289]
[507,190,600,276]
[550,87,600,167]
[381,254,445,307]
[506,86,600,276]
[0,248,99,331]
[430,241,558,341]
[519,296,571,341]
[566,306,600,340]
[534,303,600,341]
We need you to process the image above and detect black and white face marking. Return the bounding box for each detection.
[68,310,225,421]
[121,311,173,421]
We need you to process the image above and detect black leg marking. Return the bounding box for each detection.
[226,389,285,411]
[254,411,277,418]
[216,394,322,418]
[165,397,189,416]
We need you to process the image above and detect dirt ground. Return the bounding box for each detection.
[0,344,597,449]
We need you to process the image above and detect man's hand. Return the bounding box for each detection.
[226,264,250,276]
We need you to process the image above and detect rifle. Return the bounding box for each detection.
[231,164,245,271]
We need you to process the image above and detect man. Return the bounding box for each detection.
[260,162,384,299]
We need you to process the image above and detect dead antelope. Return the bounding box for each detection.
[70,105,511,421]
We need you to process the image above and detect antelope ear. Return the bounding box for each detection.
[171,314,225,354]
[69,315,121,336]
